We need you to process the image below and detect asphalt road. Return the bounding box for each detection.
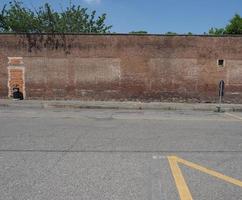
[0,107,242,200]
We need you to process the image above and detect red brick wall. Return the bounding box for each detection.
[0,34,242,103]
[8,69,24,95]
[7,57,25,98]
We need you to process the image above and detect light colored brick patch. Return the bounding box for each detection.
[8,57,24,66]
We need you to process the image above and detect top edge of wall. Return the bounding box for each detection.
[0,32,242,38]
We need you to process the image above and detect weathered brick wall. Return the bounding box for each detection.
[7,57,25,98]
[0,34,242,103]
[8,68,24,95]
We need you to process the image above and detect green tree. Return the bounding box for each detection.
[165,32,177,35]
[225,14,242,34]
[208,28,226,35]
[209,14,242,35]
[0,1,112,33]
[129,31,148,34]
[0,1,39,32]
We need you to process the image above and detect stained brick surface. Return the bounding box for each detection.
[0,34,242,103]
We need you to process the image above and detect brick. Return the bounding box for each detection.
[0,34,242,103]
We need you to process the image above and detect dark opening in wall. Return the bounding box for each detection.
[218,59,224,67]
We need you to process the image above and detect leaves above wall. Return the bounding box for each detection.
[209,14,242,35]
[0,1,112,33]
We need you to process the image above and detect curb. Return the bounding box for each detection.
[1,100,242,112]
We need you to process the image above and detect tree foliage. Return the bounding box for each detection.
[165,32,177,35]
[0,1,112,33]
[209,14,242,35]
[129,31,148,34]
[208,28,226,35]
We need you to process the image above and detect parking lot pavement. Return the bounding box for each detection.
[0,107,242,200]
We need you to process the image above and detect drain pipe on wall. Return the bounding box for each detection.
[217,80,225,112]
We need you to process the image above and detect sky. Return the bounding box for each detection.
[1,0,242,34]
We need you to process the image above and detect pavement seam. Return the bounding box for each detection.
[1,150,242,153]
[225,113,242,121]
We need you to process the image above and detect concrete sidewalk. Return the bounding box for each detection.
[1,99,242,112]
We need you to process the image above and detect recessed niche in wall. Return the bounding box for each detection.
[217,59,225,67]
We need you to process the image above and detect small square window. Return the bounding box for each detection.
[217,59,224,67]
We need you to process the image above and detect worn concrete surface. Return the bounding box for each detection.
[1,99,242,112]
[0,107,242,199]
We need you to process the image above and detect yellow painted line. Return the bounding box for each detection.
[176,156,242,188]
[168,156,242,200]
[168,156,193,200]
[225,112,242,121]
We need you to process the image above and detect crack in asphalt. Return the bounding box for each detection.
[0,150,242,153]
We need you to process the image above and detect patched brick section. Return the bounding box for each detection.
[8,57,24,66]
[8,57,25,98]
[73,58,121,83]
[1,34,242,102]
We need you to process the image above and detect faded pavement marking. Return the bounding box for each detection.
[225,112,242,121]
